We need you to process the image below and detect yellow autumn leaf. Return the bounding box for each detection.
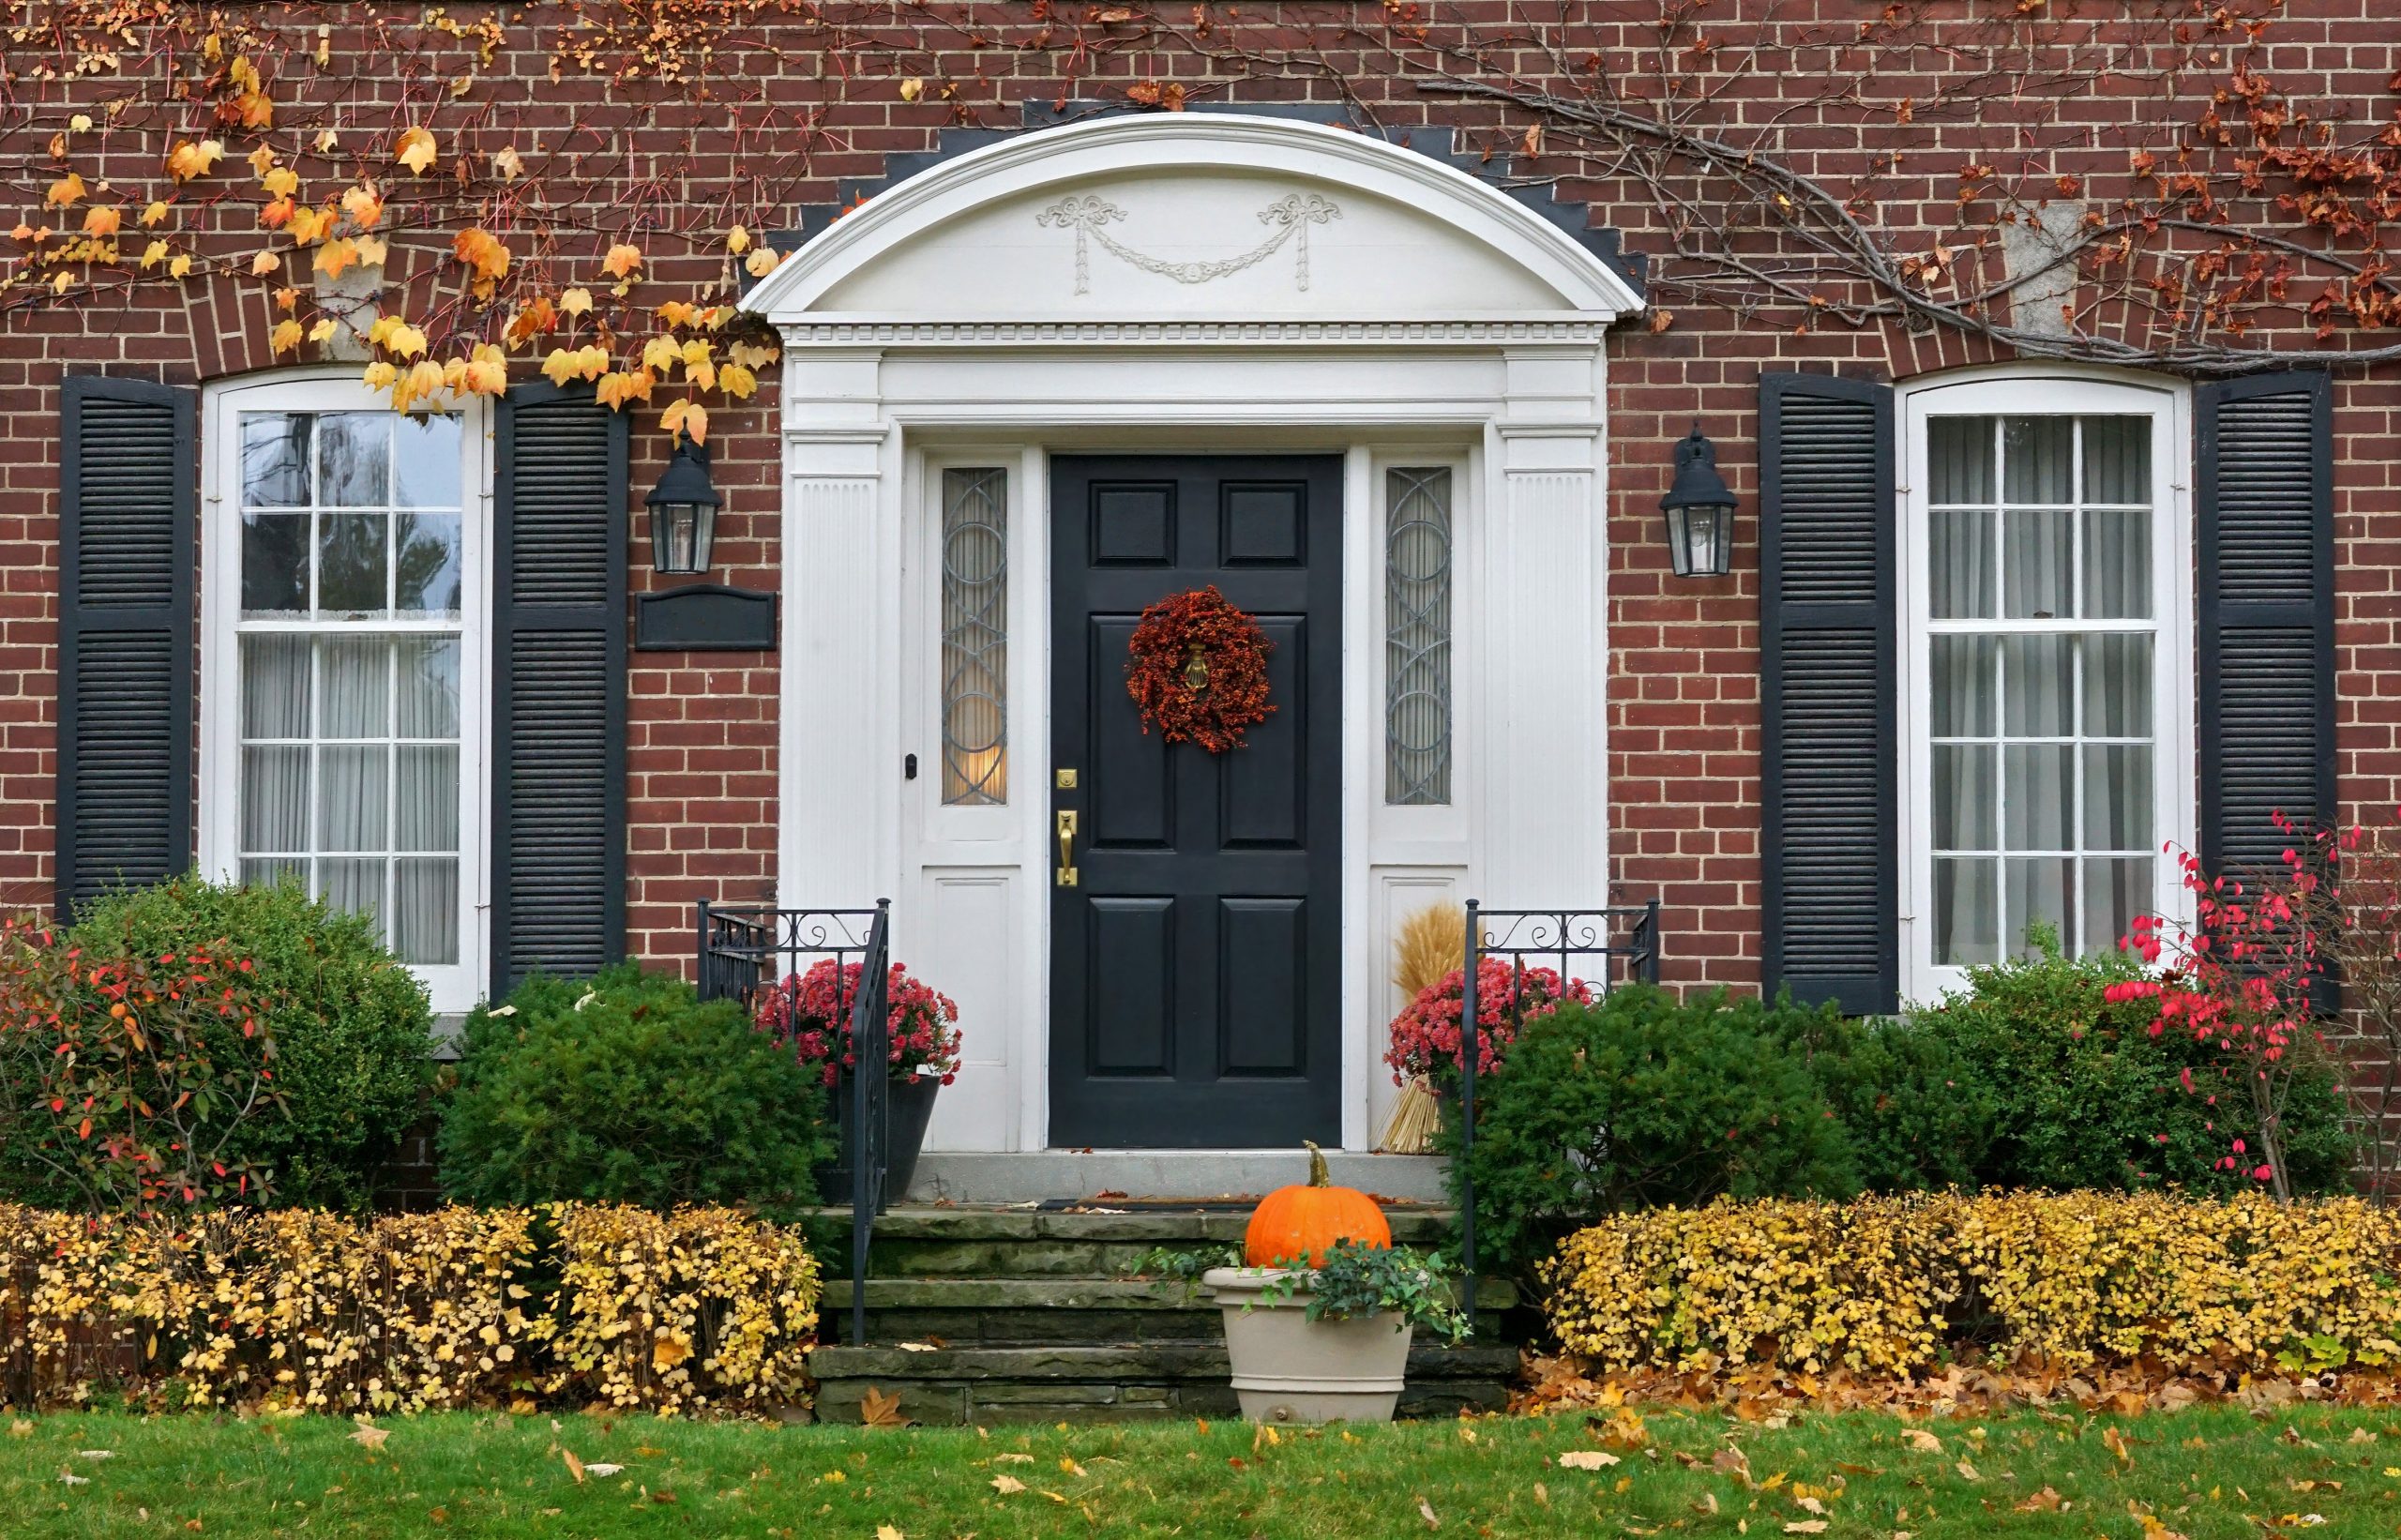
[81,207,119,237]
[315,238,359,279]
[659,398,708,445]
[140,200,172,227]
[391,358,446,412]
[362,360,398,391]
[353,235,389,268]
[383,323,430,359]
[652,1336,691,1370]
[395,125,439,175]
[340,185,383,229]
[491,144,524,180]
[269,319,304,356]
[898,77,923,101]
[46,172,85,207]
[246,144,277,176]
[452,343,507,397]
[600,243,642,279]
[140,239,168,269]
[165,140,223,181]
[308,318,338,343]
[596,370,655,410]
[743,246,781,279]
[718,363,758,400]
[640,336,681,373]
[726,225,751,254]
[68,113,93,133]
[261,166,299,198]
[559,286,593,318]
[168,253,192,279]
[251,251,281,276]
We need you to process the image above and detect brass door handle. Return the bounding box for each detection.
[1055,809,1080,887]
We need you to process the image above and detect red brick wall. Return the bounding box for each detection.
[3,1,2394,996]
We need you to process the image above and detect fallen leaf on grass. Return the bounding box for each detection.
[562,1449,585,1483]
[1694,1491,1719,1516]
[583,1463,625,1478]
[1783,1523,1827,1534]
[77,1450,113,1459]
[876,1528,905,1540]
[2014,1487,2064,1512]
[58,1471,90,1486]
[860,1386,908,1428]
[1418,1495,1441,1528]
[2103,1426,2133,1465]
[992,1475,1026,1494]
[992,1453,1034,1464]
[1954,1459,1980,1482]
[348,1424,389,1451]
[1713,1445,1755,1486]
[1901,1428,1942,1453]
[8,1420,31,1438]
[1558,1450,1622,1471]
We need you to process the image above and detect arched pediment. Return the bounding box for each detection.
[744,115,1644,325]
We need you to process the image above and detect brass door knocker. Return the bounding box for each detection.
[1181,643,1211,693]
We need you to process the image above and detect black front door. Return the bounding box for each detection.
[1049,455,1342,1148]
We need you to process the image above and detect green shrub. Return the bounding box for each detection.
[61,875,434,1213]
[1904,937,2361,1196]
[1457,985,1858,1275]
[1761,1004,1996,1194]
[439,964,829,1216]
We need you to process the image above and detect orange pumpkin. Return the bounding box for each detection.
[1244,1140,1392,1267]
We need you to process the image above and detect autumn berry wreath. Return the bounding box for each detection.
[1123,585,1276,752]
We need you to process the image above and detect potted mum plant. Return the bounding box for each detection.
[755,959,960,1201]
[1196,1143,1470,1424]
[1383,956,1590,1093]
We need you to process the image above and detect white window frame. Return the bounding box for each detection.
[1370,449,1472,845]
[197,373,493,1013]
[1896,370,2194,1005]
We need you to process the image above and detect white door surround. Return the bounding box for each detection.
[744,114,1639,1155]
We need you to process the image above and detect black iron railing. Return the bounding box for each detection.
[696,898,891,1346]
[1455,899,1661,1333]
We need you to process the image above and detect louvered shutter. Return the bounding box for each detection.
[57,375,196,914]
[491,383,627,990]
[2197,371,2334,875]
[1759,372,1897,1014]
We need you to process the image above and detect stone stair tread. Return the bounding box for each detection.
[808,1341,1519,1381]
[806,1204,1457,1244]
[819,1274,1518,1311]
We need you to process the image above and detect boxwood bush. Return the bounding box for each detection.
[61,875,435,1213]
[439,964,829,1216]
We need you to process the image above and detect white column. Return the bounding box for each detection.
[1478,346,1610,909]
[778,348,889,910]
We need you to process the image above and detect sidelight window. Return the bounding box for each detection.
[1384,467,1453,806]
[940,467,1009,806]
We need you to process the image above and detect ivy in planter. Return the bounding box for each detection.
[1134,1241,1471,1343]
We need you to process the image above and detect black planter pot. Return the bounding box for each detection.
[815,1075,941,1210]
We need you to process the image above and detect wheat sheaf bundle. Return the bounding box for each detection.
[1381,901,1468,1154]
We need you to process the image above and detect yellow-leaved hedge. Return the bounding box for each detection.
[1544,1191,2401,1377]
[0,1202,819,1415]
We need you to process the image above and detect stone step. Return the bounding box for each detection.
[808,1340,1519,1426]
[817,1273,1518,1343]
[811,1204,1459,1278]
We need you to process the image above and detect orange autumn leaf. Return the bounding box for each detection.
[81,206,120,237]
[395,125,439,175]
[46,172,85,207]
[600,243,642,279]
[165,140,223,182]
[659,398,708,444]
[340,184,383,229]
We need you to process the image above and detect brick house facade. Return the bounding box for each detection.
[5,1,2395,1156]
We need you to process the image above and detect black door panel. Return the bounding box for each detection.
[1049,455,1342,1147]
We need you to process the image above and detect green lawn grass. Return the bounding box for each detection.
[4,1402,2399,1539]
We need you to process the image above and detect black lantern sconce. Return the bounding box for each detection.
[646,432,721,576]
[1659,423,1737,579]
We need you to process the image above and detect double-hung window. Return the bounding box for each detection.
[1901,376,2190,1001]
[200,378,488,1010]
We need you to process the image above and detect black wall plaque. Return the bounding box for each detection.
[635,584,778,652]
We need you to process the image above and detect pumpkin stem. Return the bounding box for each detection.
[1304,1140,1329,1187]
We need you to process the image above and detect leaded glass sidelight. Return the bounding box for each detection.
[941,468,1008,805]
[1385,467,1453,806]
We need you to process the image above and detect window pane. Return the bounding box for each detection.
[241,513,310,615]
[2081,415,2151,505]
[321,857,384,923]
[1926,416,1993,505]
[318,747,388,852]
[1928,509,1994,619]
[939,468,1008,807]
[2083,745,2152,850]
[1933,857,1999,966]
[2001,635,2073,736]
[393,858,460,965]
[318,513,387,615]
[240,856,306,888]
[394,513,462,614]
[240,415,311,507]
[2082,508,2151,620]
[397,638,461,739]
[319,638,388,739]
[2003,744,2074,850]
[1929,636,1996,736]
[2083,634,2152,737]
[239,746,309,853]
[393,415,463,508]
[2002,508,2072,619]
[2005,856,2076,956]
[395,747,460,851]
[240,635,310,739]
[1932,744,1996,850]
[2002,416,2073,503]
[317,413,390,507]
[2083,857,2151,956]
[1386,467,1454,806]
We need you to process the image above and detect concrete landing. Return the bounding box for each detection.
[903,1150,1451,1204]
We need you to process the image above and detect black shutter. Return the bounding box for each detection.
[491,383,628,992]
[1759,372,1897,1014]
[2197,370,2335,874]
[57,375,195,914]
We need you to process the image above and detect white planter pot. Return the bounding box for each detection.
[1202,1267,1414,1424]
